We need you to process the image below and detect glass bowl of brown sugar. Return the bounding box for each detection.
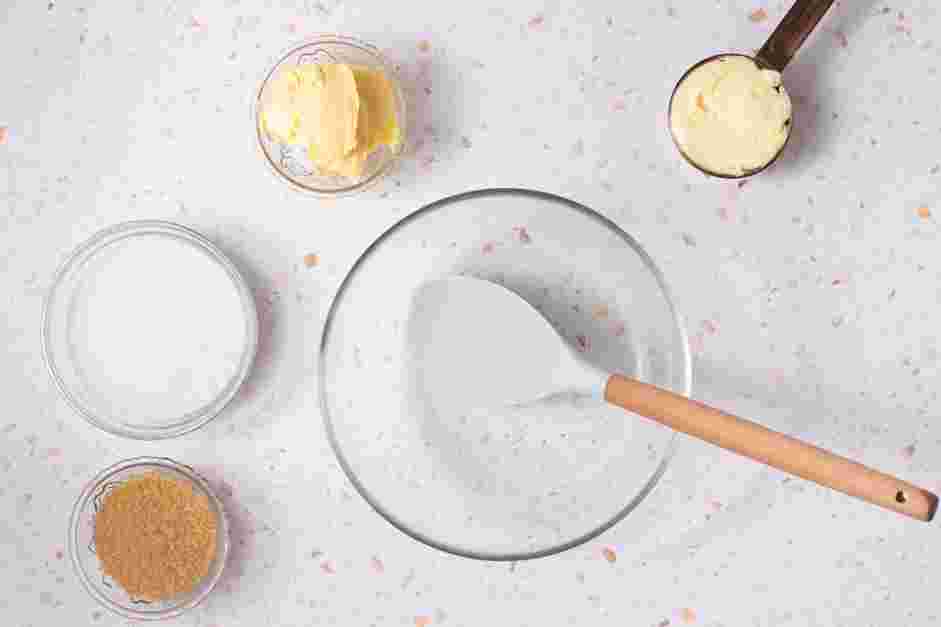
[69,457,230,620]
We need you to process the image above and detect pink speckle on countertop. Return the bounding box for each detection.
[611,97,627,112]
[844,447,864,460]
[657,110,669,131]
[528,14,545,28]
[189,15,206,29]
[44,448,63,459]
[371,556,385,574]
[272,271,292,289]
[690,331,705,356]
[826,27,849,48]
[717,206,734,222]
[768,368,787,385]
[748,8,768,23]
[895,11,912,36]
[512,226,532,244]
[575,334,589,352]
[702,319,718,335]
[831,274,850,287]
[902,443,916,459]
[482,241,496,254]
[709,499,723,512]
[55,549,64,560]
[611,321,626,337]
[320,561,335,574]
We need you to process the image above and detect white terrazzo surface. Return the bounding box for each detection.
[2,1,941,625]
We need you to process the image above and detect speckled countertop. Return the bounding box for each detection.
[3,1,941,626]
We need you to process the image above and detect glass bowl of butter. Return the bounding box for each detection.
[253,35,407,196]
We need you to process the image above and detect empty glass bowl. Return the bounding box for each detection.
[252,35,407,196]
[69,457,230,621]
[320,189,691,560]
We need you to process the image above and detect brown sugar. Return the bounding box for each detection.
[94,472,218,601]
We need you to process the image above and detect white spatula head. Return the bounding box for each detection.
[407,276,608,418]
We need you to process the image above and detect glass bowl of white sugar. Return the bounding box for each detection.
[42,221,258,439]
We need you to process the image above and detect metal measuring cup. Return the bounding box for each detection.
[668,0,837,178]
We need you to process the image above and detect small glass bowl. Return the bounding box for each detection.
[42,221,258,440]
[69,457,230,621]
[252,35,407,196]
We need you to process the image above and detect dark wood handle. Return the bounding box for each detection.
[605,375,937,522]
[756,0,837,71]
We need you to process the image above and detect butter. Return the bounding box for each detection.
[261,62,400,179]
[352,67,401,152]
[670,55,791,176]
[262,69,303,143]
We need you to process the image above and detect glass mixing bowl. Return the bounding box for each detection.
[320,189,691,560]
[252,35,407,196]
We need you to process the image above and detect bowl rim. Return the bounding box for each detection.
[40,220,259,440]
[318,187,692,561]
[250,34,408,197]
[68,456,231,621]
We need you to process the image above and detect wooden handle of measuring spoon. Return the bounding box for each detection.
[755,0,837,71]
[604,374,938,522]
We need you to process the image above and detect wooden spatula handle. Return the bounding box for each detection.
[605,374,938,522]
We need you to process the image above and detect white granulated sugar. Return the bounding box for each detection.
[67,234,248,425]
